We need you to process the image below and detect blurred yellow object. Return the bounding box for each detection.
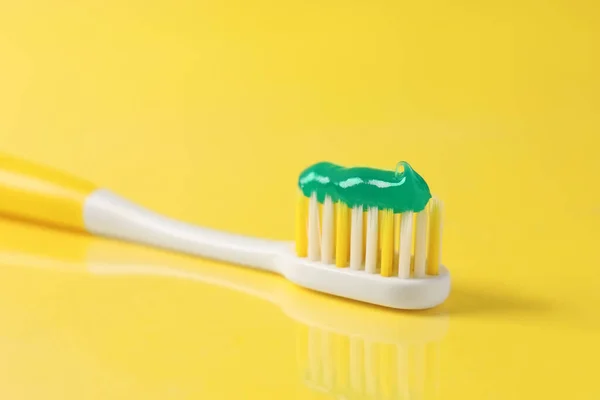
[0,153,95,230]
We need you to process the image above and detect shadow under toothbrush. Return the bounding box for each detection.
[439,284,555,318]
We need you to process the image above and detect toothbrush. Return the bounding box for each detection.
[0,153,450,310]
[0,228,450,341]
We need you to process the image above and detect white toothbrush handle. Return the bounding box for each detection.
[83,189,284,273]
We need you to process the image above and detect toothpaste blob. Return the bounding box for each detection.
[298,161,432,213]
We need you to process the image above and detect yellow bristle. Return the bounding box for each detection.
[426,198,443,275]
[335,202,350,267]
[393,212,402,275]
[413,211,428,278]
[333,201,338,259]
[295,191,308,257]
[380,209,395,277]
[321,195,335,264]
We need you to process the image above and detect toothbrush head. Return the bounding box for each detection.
[288,161,450,310]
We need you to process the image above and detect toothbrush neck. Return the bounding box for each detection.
[83,189,285,273]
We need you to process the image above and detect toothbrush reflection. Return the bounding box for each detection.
[0,222,448,399]
[296,323,443,400]
[289,282,447,400]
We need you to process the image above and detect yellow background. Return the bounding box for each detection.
[1,0,599,398]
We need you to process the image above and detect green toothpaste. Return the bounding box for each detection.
[298,161,431,213]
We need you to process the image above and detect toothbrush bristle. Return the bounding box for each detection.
[426,198,443,276]
[398,211,413,279]
[365,207,379,274]
[335,202,350,268]
[380,209,395,277]
[413,211,428,278]
[349,205,363,270]
[307,192,321,261]
[321,195,335,264]
[296,192,443,279]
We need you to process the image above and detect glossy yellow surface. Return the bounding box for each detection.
[0,0,599,398]
[0,153,95,231]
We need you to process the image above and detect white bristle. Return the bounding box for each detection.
[350,205,363,270]
[308,192,321,261]
[398,211,413,279]
[413,211,428,278]
[364,207,379,274]
[321,195,334,264]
